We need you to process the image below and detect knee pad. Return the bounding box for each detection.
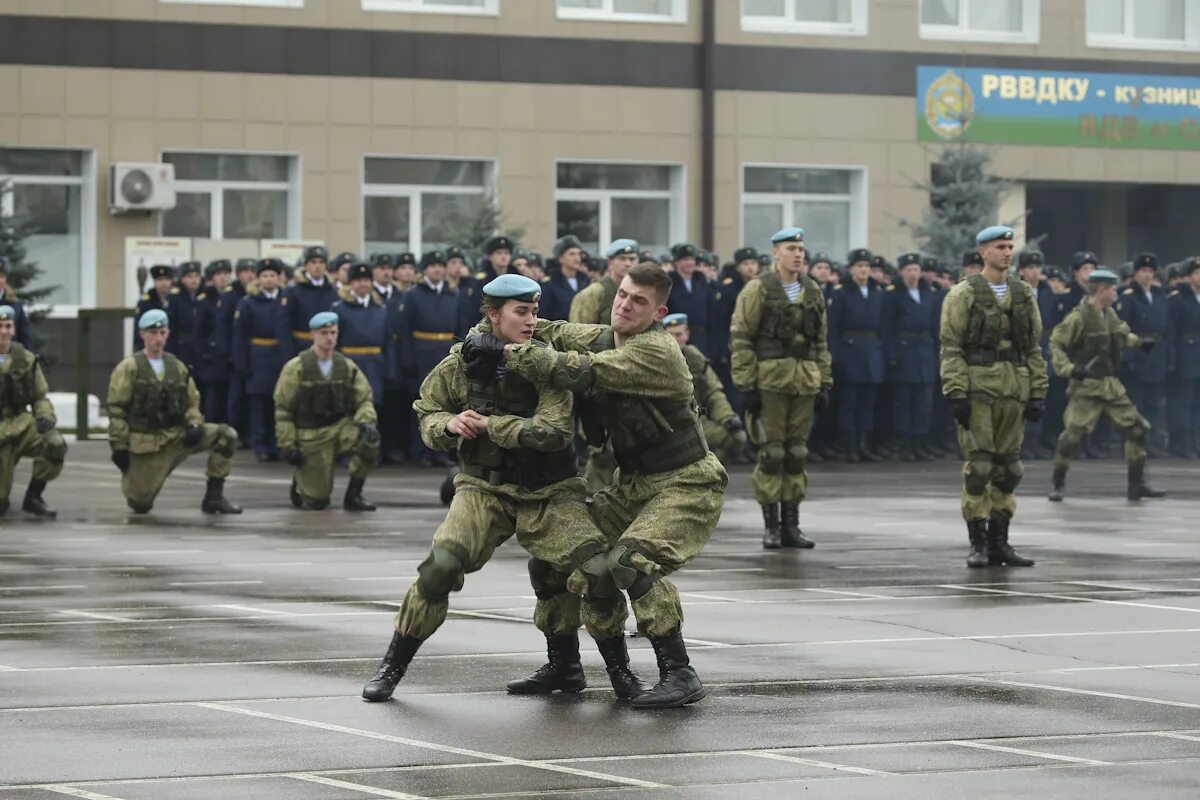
[214,425,238,458]
[784,441,808,474]
[571,541,619,602]
[758,442,785,475]
[416,545,467,602]
[1058,427,1085,457]
[964,456,993,495]
[526,557,563,600]
[357,435,381,463]
[991,454,1024,494]
[607,543,660,601]
[1127,419,1149,446]
[42,429,67,462]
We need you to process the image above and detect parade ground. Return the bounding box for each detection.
[2,443,1199,799]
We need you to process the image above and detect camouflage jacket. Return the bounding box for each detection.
[273,352,376,451]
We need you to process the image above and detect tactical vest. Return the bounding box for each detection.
[754,271,825,361]
[962,273,1038,366]
[294,350,353,429]
[1073,304,1125,378]
[597,277,619,326]
[682,345,712,406]
[458,363,577,491]
[128,353,190,432]
[0,344,37,419]
[581,329,709,475]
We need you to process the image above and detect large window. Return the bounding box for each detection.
[556,0,686,23]
[363,0,498,14]
[741,0,868,35]
[1087,0,1198,50]
[920,0,1039,43]
[555,162,683,257]
[741,165,866,261]
[0,148,95,307]
[363,157,496,256]
[161,152,299,241]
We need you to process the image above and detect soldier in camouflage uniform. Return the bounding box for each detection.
[940,226,1046,568]
[468,264,728,709]
[569,239,639,491]
[1048,269,1165,502]
[730,228,831,550]
[107,309,242,515]
[0,305,64,517]
[362,274,646,704]
[663,313,747,466]
[274,311,380,512]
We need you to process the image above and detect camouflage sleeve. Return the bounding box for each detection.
[32,362,55,423]
[185,375,204,427]
[106,359,135,450]
[703,363,736,422]
[1026,287,1049,398]
[509,328,691,399]
[938,284,970,399]
[1049,310,1081,377]
[351,364,378,425]
[729,281,763,391]
[817,301,833,388]
[273,359,301,450]
[414,355,466,452]
[531,319,608,352]
[488,382,574,452]
[568,285,598,324]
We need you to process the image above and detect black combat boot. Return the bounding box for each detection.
[632,631,705,709]
[966,518,989,568]
[858,433,882,462]
[842,432,861,463]
[1127,461,1166,501]
[289,478,303,509]
[0,498,9,515]
[343,477,377,511]
[595,635,651,700]
[917,435,941,460]
[21,480,56,518]
[987,515,1035,567]
[506,634,587,694]
[201,478,242,514]
[361,632,423,701]
[780,502,814,549]
[1047,465,1067,502]
[900,437,917,462]
[761,503,782,550]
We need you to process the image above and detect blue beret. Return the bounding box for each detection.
[662,313,688,328]
[309,311,339,330]
[483,273,542,303]
[0,305,14,321]
[770,227,805,244]
[1087,269,1119,285]
[138,309,169,330]
[976,225,1014,245]
[605,239,639,259]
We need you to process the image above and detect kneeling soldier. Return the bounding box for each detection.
[663,313,747,466]
[274,311,379,511]
[0,305,64,516]
[107,309,241,514]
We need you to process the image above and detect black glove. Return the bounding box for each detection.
[285,448,304,466]
[1070,364,1091,381]
[741,390,762,415]
[462,332,506,381]
[35,417,55,434]
[183,425,205,447]
[111,449,130,473]
[358,422,381,445]
[815,388,832,414]
[1140,338,1157,353]
[722,416,744,432]
[1024,398,1045,422]
[949,397,971,429]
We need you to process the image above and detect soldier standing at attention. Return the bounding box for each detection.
[883,253,939,462]
[1168,258,1200,457]
[275,312,378,512]
[1048,269,1165,502]
[709,247,761,417]
[107,309,241,515]
[542,236,590,322]
[828,248,885,462]
[666,243,715,357]
[663,313,746,467]
[284,246,336,356]
[1117,253,1172,459]
[224,258,258,440]
[134,265,174,351]
[195,260,233,424]
[0,305,64,517]
[233,259,289,462]
[940,226,1046,568]
[731,228,830,550]
[167,261,204,389]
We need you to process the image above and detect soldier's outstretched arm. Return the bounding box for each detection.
[273,360,300,451]
[32,361,55,423]
[351,364,378,425]
[938,286,970,398]
[414,355,466,451]
[531,319,608,353]
[106,360,135,449]
[729,281,763,391]
[1049,312,1080,377]
[509,330,691,399]
[489,382,573,453]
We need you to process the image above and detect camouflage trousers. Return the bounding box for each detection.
[703,418,746,467]
[957,397,1025,522]
[582,442,616,493]
[122,424,236,512]
[393,474,611,642]
[1054,391,1149,468]
[751,390,815,504]
[0,420,65,504]
[291,418,378,505]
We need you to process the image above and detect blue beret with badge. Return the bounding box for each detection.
[662,313,688,328]
[1088,269,1119,285]
[0,305,15,321]
[483,273,542,303]
[605,239,638,259]
[138,309,169,330]
[309,311,338,330]
[976,225,1014,245]
[770,227,805,244]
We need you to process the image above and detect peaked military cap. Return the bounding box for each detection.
[526,251,545,268]
[483,273,541,303]
[920,255,940,271]
[757,253,773,267]
[331,251,357,270]
[897,252,922,268]
[149,265,175,280]
[847,248,873,265]
[235,257,258,272]
[662,313,688,328]
[1017,251,1044,268]
[348,261,371,282]
[178,260,202,276]
[1181,257,1200,276]
[256,258,284,275]
[670,242,698,260]
[639,250,661,265]
[961,250,984,267]
[1088,269,1119,285]
[1044,265,1065,281]
[770,227,805,244]
[485,235,514,255]
[138,309,169,330]
[309,311,338,330]
[205,259,232,278]
[1133,252,1159,271]
[605,239,638,259]
[733,247,759,265]
[976,225,1014,245]
[553,235,583,258]
[395,252,417,268]
[445,246,466,261]
[808,251,832,266]
[371,253,395,268]
[302,245,328,263]
[1071,250,1098,270]
[420,250,448,269]
[0,305,14,320]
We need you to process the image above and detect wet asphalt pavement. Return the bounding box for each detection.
[1,442,1199,799]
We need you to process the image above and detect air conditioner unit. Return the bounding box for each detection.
[109,162,177,214]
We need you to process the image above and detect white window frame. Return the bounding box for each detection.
[361,155,498,256]
[0,148,97,316]
[919,0,1040,44]
[554,159,686,255]
[362,0,499,15]
[740,0,869,37]
[160,0,303,7]
[739,163,867,257]
[1085,0,1200,51]
[159,150,302,241]
[555,0,687,24]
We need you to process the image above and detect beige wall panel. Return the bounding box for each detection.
[329,78,373,126]
[0,68,15,111]
[496,84,541,131]
[576,87,618,132]
[65,70,112,118]
[285,77,330,124]
[110,71,156,120]
[154,72,202,120]
[369,125,416,154]
[200,120,245,149]
[244,122,288,151]
[327,126,372,173]
[495,176,541,238]
[19,66,66,116]
[67,119,113,159]
[455,83,500,130]
[326,173,360,224]
[156,119,202,150]
[18,116,66,146]
[371,80,416,127]
[242,75,288,122]
[0,116,17,143]
[109,119,155,161]
[200,73,246,122]
[287,124,330,172]
[409,126,458,155]
[411,83,459,129]
[497,135,539,180]
[301,172,328,229]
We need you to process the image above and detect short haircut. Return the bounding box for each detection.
[625,264,672,305]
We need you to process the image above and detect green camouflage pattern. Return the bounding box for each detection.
[682,343,744,466]
[750,391,815,504]
[729,273,832,395]
[568,277,616,325]
[0,346,62,503]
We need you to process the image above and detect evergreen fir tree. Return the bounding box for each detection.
[459,194,526,259]
[0,180,57,318]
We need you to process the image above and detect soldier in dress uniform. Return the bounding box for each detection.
[333,261,392,419]
[709,247,760,417]
[666,242,715,358]
[223,258,257,441]
[883,253,939,462]
[233,259,289,461]
[663,313,746,467]
[283,246,336,356]
[1168,257,1200,458]
[1117,253,1172,458]
[134,265,174,351]
[542,236,591,322]
[393,252,417,292]
[828,248,886,462]
[476,236,515,284]
[195,260,233,423]
[167,261,204,398]
[371,253,408,463]
[0,260,34,351]
[1016,250,1056,460]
